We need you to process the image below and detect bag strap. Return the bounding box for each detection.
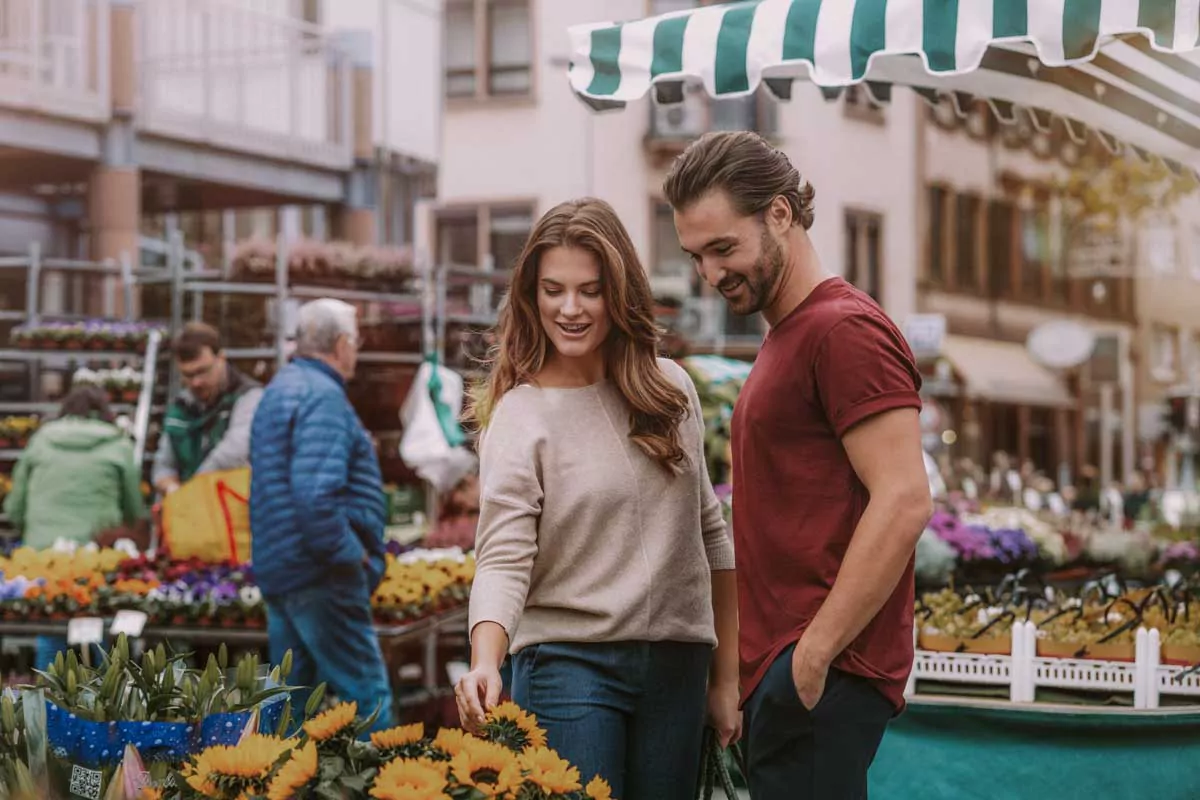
[696,726,747,800]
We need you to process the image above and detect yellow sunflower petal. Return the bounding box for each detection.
[303,701,359,742]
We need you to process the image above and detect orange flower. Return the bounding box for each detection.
[432,727,471,758]
[303,701,358,742]
[519,747,582,795]
[369,758,448,800]
[487,701,548,749]
[371,723,425,750]
[449,739,520,796]
[266,740,318,800]
[586,775,614,800]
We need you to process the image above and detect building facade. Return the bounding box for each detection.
[421,0,1200,487]
[422,0,921,357]
[0,0,440,309]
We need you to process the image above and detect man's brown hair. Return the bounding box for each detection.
[662,130,816,230]
[173,322,222,362]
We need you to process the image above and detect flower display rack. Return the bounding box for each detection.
[908,621,1200,709]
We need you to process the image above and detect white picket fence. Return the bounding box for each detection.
[908,623,1200,709]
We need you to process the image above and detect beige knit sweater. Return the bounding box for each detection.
[468,358,735,653]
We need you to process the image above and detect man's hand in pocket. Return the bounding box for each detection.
[791,637,831,711]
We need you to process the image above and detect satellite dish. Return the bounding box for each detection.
[1027,321,1096,371]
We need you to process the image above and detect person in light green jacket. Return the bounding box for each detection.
[4,385,146,550]
[4,385,147,671]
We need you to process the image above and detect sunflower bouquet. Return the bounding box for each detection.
[13,637,295,800]
[164,698,614,800]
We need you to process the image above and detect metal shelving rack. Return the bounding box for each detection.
[0,232,444,539]
[0,243,167,462]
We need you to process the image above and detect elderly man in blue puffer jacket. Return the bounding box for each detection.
[249,297,395,730]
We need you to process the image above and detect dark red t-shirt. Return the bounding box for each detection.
[731,277,922,713]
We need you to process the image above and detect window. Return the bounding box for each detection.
[651,202,692,280]
[1151,324,1179,383]
[844,85,885,123]
[489,207,533,271]
[1142,219,1178,276]
[1192,226,1200,281]
[1021,203,1050,299]
[987,200,1014,297]
[1184,330,1200,383]
[444,0,531,100]
[955,194,980,291]
[844,210,882,302]
[445,2,477,97]
[435,203,534,269]
[927,186,947,284]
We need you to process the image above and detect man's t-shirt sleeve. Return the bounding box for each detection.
[815,311,923,438]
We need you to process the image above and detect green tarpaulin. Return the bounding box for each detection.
[870,698,1200,799]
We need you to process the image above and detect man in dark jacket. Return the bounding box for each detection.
[249,298,394,730]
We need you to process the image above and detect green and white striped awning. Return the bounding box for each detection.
[568,0,1200,170]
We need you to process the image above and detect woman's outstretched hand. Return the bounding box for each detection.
[455,664,503,733]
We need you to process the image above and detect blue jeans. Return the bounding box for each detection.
[265,568,395,733]
[511,640,711,800]
[743,642,893,800]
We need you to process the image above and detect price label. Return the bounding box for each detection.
[110,610,148,638]
[67,617,105,646]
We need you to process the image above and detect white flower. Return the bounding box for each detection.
[239,586,262,606]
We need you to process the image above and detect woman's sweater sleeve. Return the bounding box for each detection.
[680,368,736,573]
[467,392,544,639]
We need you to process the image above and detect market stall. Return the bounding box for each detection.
[563,2,1200,793]
[0,639,612,800]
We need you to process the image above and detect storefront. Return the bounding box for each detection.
[920,335,1077,477]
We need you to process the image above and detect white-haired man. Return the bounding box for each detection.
[249,298,394,731]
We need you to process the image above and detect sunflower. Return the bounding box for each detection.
[266,741,318,800]
[371,722,426,751]
[201,735,293,778]
[585,775,614,800]
[519,747,582,795]
[430,727,471,760]
[303,701,358,742]
[185,735,293,796]
[484,701,548,751]
[369,758,449,800]
[449,738,521,795]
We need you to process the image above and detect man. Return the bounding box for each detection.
[153,322,262,495]
[248,298,394,730]
[665,131,933,799]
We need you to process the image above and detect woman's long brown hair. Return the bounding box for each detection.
[468,198,690,472]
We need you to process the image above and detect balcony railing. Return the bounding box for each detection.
[137,0,353,170]
[0,0,110,122]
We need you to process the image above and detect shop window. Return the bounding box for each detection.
[845,209,883,302]
[1151,324,1179,383]
[927,186,947,285]
[955,194,980,291]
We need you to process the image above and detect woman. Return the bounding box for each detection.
[455,198,739,799]
[4,384,147,669]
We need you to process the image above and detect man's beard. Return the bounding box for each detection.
[727,230,785,316]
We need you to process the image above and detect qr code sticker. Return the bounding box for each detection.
[69,764,103,800]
